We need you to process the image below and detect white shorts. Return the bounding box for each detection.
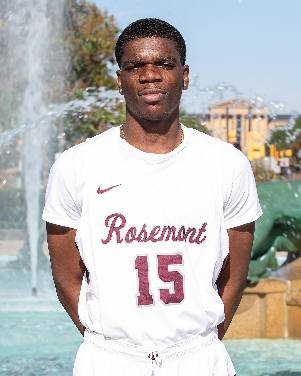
[73,330,236,376]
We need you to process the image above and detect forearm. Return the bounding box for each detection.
[46,223,86,336]
[217,223,255,339]
[217,281,246,339]
[55,280,85,336]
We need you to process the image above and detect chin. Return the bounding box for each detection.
[134,108,170,122]
[140,113,169,122]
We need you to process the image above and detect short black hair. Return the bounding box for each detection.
[115,18,186,67]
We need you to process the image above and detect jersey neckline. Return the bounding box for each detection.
[117,124,190,164]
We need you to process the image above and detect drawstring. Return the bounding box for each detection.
[148,351,162,367]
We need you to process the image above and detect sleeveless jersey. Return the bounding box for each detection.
[43,125,262,349]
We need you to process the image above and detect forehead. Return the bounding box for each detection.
[121,37,180,64]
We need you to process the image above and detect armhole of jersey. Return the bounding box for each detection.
[74,142,90,245]
[214,142,230,280]
[215,142,226,222]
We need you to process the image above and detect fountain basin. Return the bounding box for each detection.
[0,308,301,376]
[225,259,301,339]
[0,267,300,375]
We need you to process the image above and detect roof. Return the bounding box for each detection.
[209,98,253,110]
[269,114,292,121]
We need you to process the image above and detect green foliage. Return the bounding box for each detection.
[63,1,123,144]
[64,97,125,145]
[291,117,301,159]
[268,117,301,152]
[268,116,301,167]
[65,0,119,91]
[179,111,210,134]
[251,160,275,183]
[268,128,291,150]
[294,117,301,130]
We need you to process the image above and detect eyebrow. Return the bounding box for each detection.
[122,57,177,67]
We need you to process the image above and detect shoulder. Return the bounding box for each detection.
[55,126,118,169]
[185,126,252,185]
[186,126,248,165]
[186,126,223,149]
[186,126,230,152]
[219,139,250,173]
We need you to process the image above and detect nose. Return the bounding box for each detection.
[139,64,162,83]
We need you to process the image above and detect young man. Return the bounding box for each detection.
[43,18,262,376]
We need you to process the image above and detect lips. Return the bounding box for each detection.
[138,88,167,103]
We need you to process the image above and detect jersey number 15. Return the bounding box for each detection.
[135,254,184,306]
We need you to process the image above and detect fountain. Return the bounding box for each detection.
[0,0,67,295]
[19,1,53,296]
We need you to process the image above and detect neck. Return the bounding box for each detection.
[122,110,183,154]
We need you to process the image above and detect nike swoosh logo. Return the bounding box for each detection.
[97,184,121,194]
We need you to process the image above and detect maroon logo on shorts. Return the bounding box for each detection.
[97,184,121,194]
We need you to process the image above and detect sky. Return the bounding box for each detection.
[92,0,301,114]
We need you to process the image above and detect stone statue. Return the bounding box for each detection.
[248,180,301,282]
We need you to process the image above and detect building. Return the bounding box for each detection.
[204,99,291,160]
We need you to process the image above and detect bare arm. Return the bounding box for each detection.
[217,222,255,339]
[46,222,86,335]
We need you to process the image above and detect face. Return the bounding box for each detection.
[117,37,189,122]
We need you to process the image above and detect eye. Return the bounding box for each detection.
[125,63,143,72]
[157,62,175,70]
[125,66,137,72]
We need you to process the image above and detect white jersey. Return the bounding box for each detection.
[43,125,262,349]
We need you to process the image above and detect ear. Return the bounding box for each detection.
[116,70,123,95]
[182,64,189,90]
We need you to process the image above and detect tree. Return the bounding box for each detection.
[63,1,123,145]
[179,111,210,135]
[268,116,301,168]
[291,117,301,157]
[64,95,125,145]
[65,0,119,91]
[268,128,291,150]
